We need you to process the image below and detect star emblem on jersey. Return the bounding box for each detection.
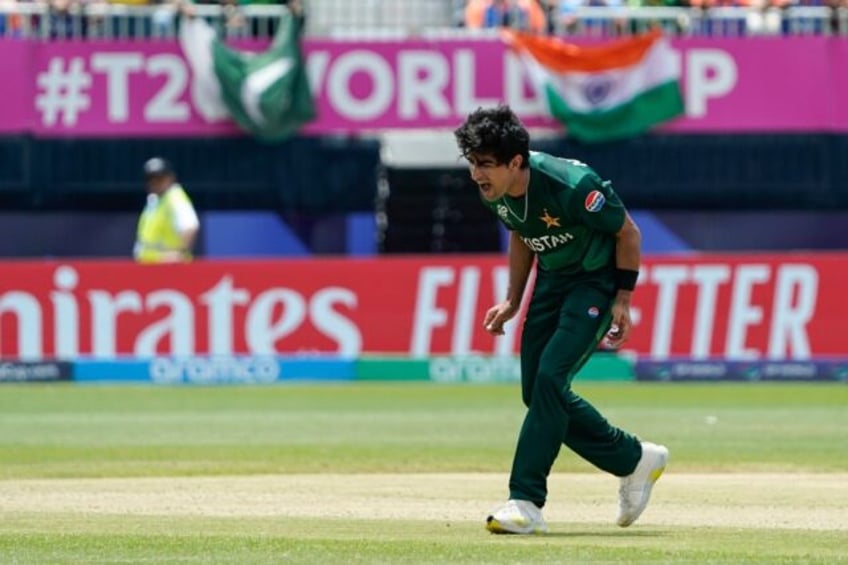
[539,209,560,229]
[585,190,606,213]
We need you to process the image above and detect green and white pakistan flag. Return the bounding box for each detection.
[180,12,316,141]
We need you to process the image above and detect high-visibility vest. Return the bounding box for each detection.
[134,184,195,263]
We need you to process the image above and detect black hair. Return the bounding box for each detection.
[454,104,530,169]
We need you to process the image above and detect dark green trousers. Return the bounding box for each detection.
[509,267,642,507]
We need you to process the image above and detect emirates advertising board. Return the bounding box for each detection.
[0,254,844,363]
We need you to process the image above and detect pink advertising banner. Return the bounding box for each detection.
[829,40,848,129]
[0,37,844,137]
[0,42,33,134]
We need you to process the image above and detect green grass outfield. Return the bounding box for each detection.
[0,382,846,564]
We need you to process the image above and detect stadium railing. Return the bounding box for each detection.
[0,2,846,39]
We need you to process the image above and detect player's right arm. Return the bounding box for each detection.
[484,231,534,336]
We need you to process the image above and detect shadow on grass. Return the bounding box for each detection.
[484,528,670,539]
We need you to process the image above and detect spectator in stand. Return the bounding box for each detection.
[453,0,468,26]
[556,0,587,34]
[670,0,740,35]
[555,0,634,37]
[687,0,746,7]
[179,0,302,39]
[744,0,794,35]
[536,0,559,34]
[465,0,548,33]
[628,0,684,6]
[47,0,85,39]
[621,0,687,35]
[0,0,24,37]
[687,0,792,35]
[233,0,303,38]
[105,0,149,7]
[83,0,112,38]
[150,0,182,37]
[826,0,848,34]
[221,0,247,37]
[281,0,303,30]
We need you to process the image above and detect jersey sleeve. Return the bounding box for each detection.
[570,173,626,234]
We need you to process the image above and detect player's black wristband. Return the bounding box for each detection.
[615,268,639,291]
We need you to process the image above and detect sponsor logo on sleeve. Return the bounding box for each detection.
[584,190,606,212]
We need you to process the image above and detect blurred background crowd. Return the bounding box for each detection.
[461,0,847,36]
[2,0,846,39]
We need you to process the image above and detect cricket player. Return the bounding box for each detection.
[454,105,668,534]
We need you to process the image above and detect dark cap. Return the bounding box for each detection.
[143,157,174,177]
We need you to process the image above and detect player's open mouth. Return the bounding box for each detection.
[478,183,492,194]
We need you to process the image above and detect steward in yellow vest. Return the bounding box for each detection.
[134,158,200,264]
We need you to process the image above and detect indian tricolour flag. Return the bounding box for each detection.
[504,31,684,143]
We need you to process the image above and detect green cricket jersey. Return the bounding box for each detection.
[483,151,626,273]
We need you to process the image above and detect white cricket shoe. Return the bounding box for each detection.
[616,441,669,527]
[486,499,549,535]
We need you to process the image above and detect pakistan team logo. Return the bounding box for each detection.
[539,209,560,229]
[497,205,510,221]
